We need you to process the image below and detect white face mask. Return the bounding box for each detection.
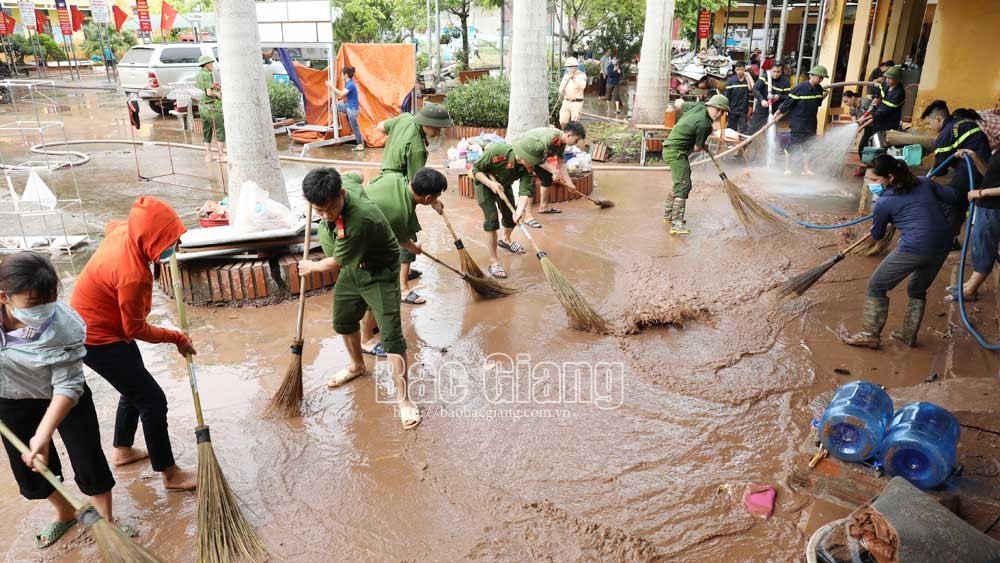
[8,302,56,328]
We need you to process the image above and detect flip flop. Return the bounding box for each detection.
[525,219,543,228]
[362,341,387,357]
[407,269,423,281]
[539,208,562,214]
[944,285,978,303]
[399,404,422,429]
[489,263,507,279]
[402,291,426,305]
[327,367,366,388]
[35,519,77,549]
[498,240,525,254]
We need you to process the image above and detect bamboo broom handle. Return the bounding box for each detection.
[840,232,874,255]
[704,148,728,179]
[439,211,463,244]
[168,254,205,428]
[0,421,87,511]
[294,206,313,342]
[490,175,545,257]
[555,177,600,204]
[421,250,466,279]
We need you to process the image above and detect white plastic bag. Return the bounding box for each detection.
[233,181,297,233]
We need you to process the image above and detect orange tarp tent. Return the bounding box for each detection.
[289,43,416,149]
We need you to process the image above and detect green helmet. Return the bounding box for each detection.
[808,65,829,78]
[512,137,547,166]
[706,94,730,112]
[198,54,216,66]
[414,103,454,129]
[883,65,903,80]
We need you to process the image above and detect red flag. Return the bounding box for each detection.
[0,11,10,36]
[34,9,48,33]
[3,13,14,36]
[71,5,84,32]
[160,0,177,33]
[112,4,128,31]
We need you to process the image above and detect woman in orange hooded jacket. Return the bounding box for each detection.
[70,197,198,491]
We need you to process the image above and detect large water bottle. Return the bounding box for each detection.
[818,381,894,462]
[879,402,960,489]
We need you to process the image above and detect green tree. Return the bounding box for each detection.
[591,0,643,72]
[80,23,139,59]
[442,0,502,69]
[332,0,422,43]
[675,0,727,42]
[558,0,617,55]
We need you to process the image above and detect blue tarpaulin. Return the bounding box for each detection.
[275,48,305,103]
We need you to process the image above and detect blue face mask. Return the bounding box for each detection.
[9,302,56,328]
[160,245,176,260]
[867,183,884,196]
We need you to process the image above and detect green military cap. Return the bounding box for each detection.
[414,103,454,128]
[808,65,829,78]
[883,65,903,80]
[512,136,547,166]
[706,94,731,112]
[198,55,216,66]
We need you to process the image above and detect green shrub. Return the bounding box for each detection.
[416,52,429,74]
[267,81,304,120]
[446,76,561,128]
[584,62,602,79]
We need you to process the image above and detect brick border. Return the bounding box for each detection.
[446,125,507,140]
[457,172,594,204]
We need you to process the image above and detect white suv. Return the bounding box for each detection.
[119,43,287,113]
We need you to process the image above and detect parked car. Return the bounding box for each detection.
[119,43,286,114]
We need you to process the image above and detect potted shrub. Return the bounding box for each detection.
[444,76,560,139]
[267,81,304,127]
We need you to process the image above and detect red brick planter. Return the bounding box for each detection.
[645,138,663,153]
[158,250,335,307]
[446,125,507,140]
[456,172,594,204]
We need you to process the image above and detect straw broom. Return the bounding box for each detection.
[778,233,873,298]
[555,178,615,208]
[422,250,519,298]
[705,148,786,235]
[167,255,267,563]
[850,224,896,256]
[492,179,610,333]
[0,421,162,563]
[266,206,313,417]
[440,211,485,278]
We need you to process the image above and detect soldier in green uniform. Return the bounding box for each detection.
[194,55,224,163]
[472,137,547,279]
[663,94,730,236]
[297,167,421,429]
[516,121,586,216]
[376,103,453,182]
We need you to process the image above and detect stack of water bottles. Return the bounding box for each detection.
[818,381,961,489]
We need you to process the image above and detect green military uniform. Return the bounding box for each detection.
[194,61,224,144]
[380,113,428,182]
[364,171,421,265]
[518,127,565,187]
[472,143,536,231]
[664,102,713,200]
[319,175,405,354]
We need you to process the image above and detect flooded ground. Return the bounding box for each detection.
[1,83,998,562]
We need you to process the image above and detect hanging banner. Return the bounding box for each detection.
[0,10,9,35]
[135,0,151,32]
[55,0,72,35]
[697,9,712,40]
[19,1,36,29]
[90,0,109,24]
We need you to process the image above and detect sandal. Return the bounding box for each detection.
[944,285,978,303]
[327,367,366,388]
[525,219,543,228]
[402,291,426,305]
[489,263,507,279]
[498,240,525,254]
[539,208,562,214]
[362,341,387,357]
[407,268,423,281]
[35,519,77,549]
[399,404,422,429]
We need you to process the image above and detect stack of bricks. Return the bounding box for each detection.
[457,172,594,204]
[158,250,335,306]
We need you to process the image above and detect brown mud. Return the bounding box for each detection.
[1,88,999,562]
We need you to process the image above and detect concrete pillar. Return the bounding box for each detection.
[815,0,846,135]
[881,0,906,63]
[893,0,926,63]
[843,0,874,94]
[866,0,892,82]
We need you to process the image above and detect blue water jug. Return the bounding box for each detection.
[879,402,960,489]
[818,381,894,462]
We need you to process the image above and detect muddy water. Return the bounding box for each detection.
[1,87,998,562]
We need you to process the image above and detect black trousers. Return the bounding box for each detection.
[598,75,607,98]
[728,111,748,134]
[84,341,175,472]
[747,108,769,135]
[535,165,554,187]
[1,386,115,499]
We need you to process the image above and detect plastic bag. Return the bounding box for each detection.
[233,181,297,233]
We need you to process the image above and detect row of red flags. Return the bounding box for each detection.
[0,1,178,36]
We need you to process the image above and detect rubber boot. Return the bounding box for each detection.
[841,296,889,349]
[669,197,691,235]
[890,298,926,348]
[663,201,672,222]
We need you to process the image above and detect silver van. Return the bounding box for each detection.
[119,43,287,113]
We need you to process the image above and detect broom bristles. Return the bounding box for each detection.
[595,198,615,208]
[539,257,610,333]
[778,255,842,298]
[457,247,485,279]
[722,178,786,235]
[850,225,896,256]
[464,274,520,298]
[197,436,267,563]
[265,340,304,417]
[86,516,162,563]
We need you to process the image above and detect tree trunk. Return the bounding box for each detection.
[631,0,675,124]
[459,14,470,68]
[506,0,547,137]
[217,0,288,210]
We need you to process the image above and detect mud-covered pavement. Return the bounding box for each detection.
[1,86,999,562]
